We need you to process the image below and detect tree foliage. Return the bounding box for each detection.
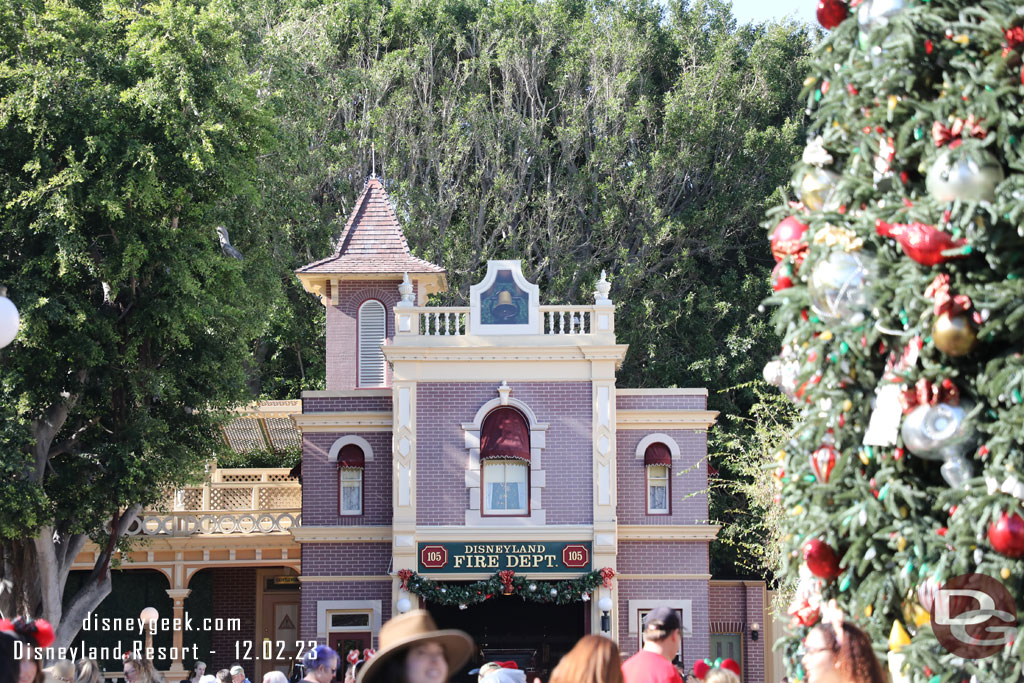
[0,0,272,646]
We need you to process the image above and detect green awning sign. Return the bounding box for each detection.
[417,541,591,574]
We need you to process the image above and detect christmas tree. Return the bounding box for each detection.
[762,1,1024,680]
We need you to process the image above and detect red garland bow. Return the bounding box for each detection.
[498,570,516,594]
[932,115,986,148]
[397,569,414,590]
[925,274,981,323]
[899,377,960,414]
[1004,26,1024,56]
[347,650,360,665]
[600,567,616,588]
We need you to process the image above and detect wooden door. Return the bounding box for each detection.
[258,593,301,680]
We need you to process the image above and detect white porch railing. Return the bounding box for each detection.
[397,304,613,337]
[126,468,301,537]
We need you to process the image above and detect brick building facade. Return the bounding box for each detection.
[291,177,768,681]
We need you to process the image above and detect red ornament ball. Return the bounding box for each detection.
[803,539,842,580]
[816,0,848,29]
[771,260,795,291]
[988,511,1024,558]
[770,216,809,262]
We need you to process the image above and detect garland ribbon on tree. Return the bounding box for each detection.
[396,568,614,608]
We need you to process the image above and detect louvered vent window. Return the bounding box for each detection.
[358,300,386,386]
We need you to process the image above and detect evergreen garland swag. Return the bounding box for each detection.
[403,570,605,607]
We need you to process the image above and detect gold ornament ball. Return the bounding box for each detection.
[932,312,977,356]
[796,167,839,211]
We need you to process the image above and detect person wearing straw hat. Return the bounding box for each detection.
[356,610,473,683]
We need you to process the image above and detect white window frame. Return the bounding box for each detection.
[646,465,670,515]
[339,467,363,516]
[358,300,387,387]
[482,459,529,516]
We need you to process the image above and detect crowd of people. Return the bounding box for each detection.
[1,606,886,683]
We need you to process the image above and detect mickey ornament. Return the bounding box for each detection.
[899,378,976,488]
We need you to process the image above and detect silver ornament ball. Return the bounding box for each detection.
[926,148,1004,203]
[900,400,975,461]
[808,250,875,322]
[940,455,974,488]
[763,360,784,386]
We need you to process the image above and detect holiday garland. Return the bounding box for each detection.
[398,568,614,608]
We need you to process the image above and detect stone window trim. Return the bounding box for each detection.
[327,436,376,463]
[339,467,363,516]
[634,433,681,461]
[463,396,549,526]
[628,599,693,639]
[316,600,382,640]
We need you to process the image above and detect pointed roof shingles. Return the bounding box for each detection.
[297,177,445,275]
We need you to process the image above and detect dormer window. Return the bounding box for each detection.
[480,407,531,516]
[358,300,386,387]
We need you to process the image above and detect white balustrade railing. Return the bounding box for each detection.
[397,304,612,337]
[139,468,301,536]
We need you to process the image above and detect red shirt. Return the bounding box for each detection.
[621,650,683,683]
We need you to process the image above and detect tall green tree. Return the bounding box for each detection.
[0,0,271,647]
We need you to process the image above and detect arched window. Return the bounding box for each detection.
[480,408,530,515]
[338,444,365,515]
[644,442,671,515]
[358,300,386,387]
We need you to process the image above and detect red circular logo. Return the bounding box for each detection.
[931,573,1018,659]
[420,545,448,569]
[562,545,589,569]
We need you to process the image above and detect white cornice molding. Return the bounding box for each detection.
[290,412,392,432]
[302,389,392,398]
[383,344,628,363]
[615,410,719,431]
[617,388,708,396]
[290,526,392,543]
[617,525,720,541]
[415,525,595,542]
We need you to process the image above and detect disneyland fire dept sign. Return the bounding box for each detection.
[418,542,592,574]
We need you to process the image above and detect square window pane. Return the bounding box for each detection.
[342,484,361,512]
[649,484,667,511]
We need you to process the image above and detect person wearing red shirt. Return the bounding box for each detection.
[621,607,684,683]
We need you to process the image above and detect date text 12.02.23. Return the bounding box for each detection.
[234,640,319,661]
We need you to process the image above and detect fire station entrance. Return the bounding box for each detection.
[427,598,588,681]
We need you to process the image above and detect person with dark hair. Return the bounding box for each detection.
[356,611,472,683]
[1,618,54,683]
[548,635,622,683]
[621,608,683,683]
[801,621,886,683]
[300,645,339,683]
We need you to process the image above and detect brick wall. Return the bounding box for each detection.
[708,582,767,683]
[617,541,708,575]
[616,393,706,410]
[415,382,592,525]
[303,396,392,413]
[302,432,392,526]
[326,279,409,390]
[211,567,257,669]
[299,581,393,646]
[616,430,709,525]
[617,579,709,674]
[300,542,392,577]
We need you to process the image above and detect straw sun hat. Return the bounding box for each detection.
[356,610,474,683]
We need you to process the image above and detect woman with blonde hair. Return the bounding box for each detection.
[548,635,623,683]
[74,660,103,683]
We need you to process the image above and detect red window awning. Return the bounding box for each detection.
[644,442,672,467]
[480,408,531,462]
[337,444,365,468]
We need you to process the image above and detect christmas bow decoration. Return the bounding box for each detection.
[899,377,960,413]
[0,617,55,648]
[346,650,360,665]
[925,273,982,322]
[1003,27,1024,56]
[932,115,986,148]
[875,219,968,267]
[498,570,516,595]
[821,599,846,645]
[600,567,616,588]
[397,568,414,590]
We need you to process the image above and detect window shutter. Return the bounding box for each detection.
[358,300,386,386]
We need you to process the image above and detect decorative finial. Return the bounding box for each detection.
[497,380,511,406]
[594,270,611,304]
[371,142,377,178]
[397,272,415,306]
